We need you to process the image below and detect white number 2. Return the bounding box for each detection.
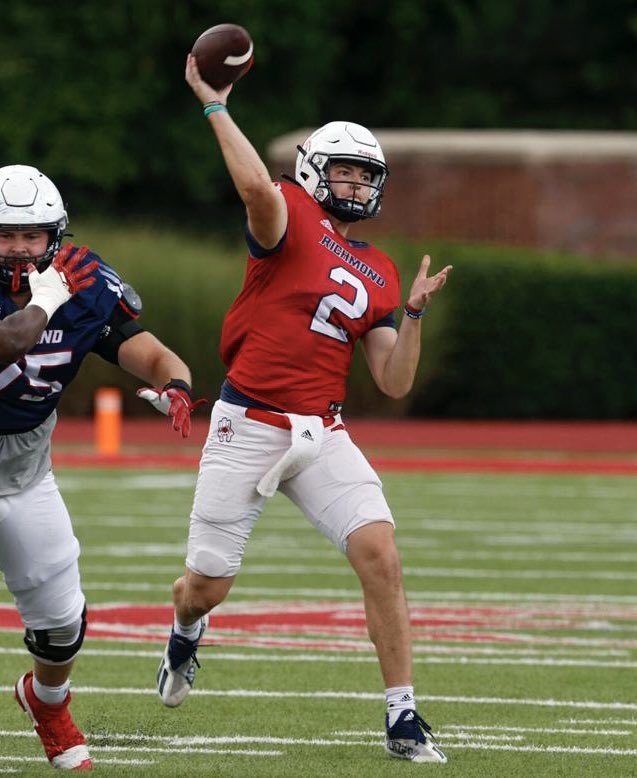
[310,267,369,342]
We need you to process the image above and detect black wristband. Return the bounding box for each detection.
[163,378,192,398]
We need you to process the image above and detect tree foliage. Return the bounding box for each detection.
[1,0,635,223]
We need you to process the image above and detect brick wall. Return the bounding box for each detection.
[268,130,637,258]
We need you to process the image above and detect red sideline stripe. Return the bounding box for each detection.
[51,452,637,475]
[52,418,637,452]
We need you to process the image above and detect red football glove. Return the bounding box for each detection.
[136,380,206,438]
[51,243,99,293]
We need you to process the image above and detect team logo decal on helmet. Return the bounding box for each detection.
[295,121,389,222]
[0,165,68,293]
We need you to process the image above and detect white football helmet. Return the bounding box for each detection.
[0,165,68,292]
[295,121,388,222]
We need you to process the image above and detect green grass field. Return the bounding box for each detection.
[1,468,636,776]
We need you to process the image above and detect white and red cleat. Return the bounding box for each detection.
[15,672,92,771]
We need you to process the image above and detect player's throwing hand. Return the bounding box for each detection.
[185,53,232,106]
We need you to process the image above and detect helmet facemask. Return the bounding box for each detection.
[297,149,388,222]
[0,165,68,293]
[0,226,65,293]
[295,122,389,223]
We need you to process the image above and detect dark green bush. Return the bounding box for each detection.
[394,242,637,419]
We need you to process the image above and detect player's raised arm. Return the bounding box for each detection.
[185,54,287,250]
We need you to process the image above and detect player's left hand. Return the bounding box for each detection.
[406,255,453,311]
[136,380,206,438]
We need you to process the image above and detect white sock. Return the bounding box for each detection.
[32,676,70,705]
[173,616,201,641]
[386,685,416,728]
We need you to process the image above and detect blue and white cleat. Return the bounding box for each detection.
[385,710,447,763]
[157,616,207,707]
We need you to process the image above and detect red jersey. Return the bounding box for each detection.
[220,182,401,415]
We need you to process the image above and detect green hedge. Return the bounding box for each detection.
[56,223,637,419]
[395,241,637,419]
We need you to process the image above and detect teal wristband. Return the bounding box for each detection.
[203,103,228,117]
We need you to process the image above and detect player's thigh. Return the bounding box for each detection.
[187,400,288,577]
[0,471,80,593]
[281,430,394,553]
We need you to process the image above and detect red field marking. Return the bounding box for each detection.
[2,603,634,649]
[50,417,637,473]
[53,417,637,452]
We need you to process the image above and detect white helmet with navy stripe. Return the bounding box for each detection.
[295,121,388,222]
[0,165,68,292]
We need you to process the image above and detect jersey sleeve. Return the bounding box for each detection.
[83,258,143,364]
[370,311,397,329]
[244,222,288,259]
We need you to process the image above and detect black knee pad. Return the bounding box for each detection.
[24,605,87,664]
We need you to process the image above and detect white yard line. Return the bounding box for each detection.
[1,645,628,659]
[76,563,637,581]
[92,746,282,756]
[74,577,637,595]
[57,474,196,490]
[444,724,634,736]
[79,548,637,563]
[1,646,635,668]
[444,743,637,756]
[255,519,637,539]
[3,729,636,758]
[2,686,636,710]
[56,473,637,501]
[336,726,633,736]
[0,754,154,765]
[0,732,281,757]
[560,718,637,725]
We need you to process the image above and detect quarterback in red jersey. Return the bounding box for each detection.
[221,179,401,415]
[156,53,452,766]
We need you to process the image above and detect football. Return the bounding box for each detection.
[191,23,254,90]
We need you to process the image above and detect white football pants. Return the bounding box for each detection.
[186,400,394,578]
[0,471,85,629]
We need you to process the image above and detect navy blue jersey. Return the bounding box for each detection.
[0,252,124,433]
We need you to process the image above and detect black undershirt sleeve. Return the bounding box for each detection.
[92,301,144,365]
